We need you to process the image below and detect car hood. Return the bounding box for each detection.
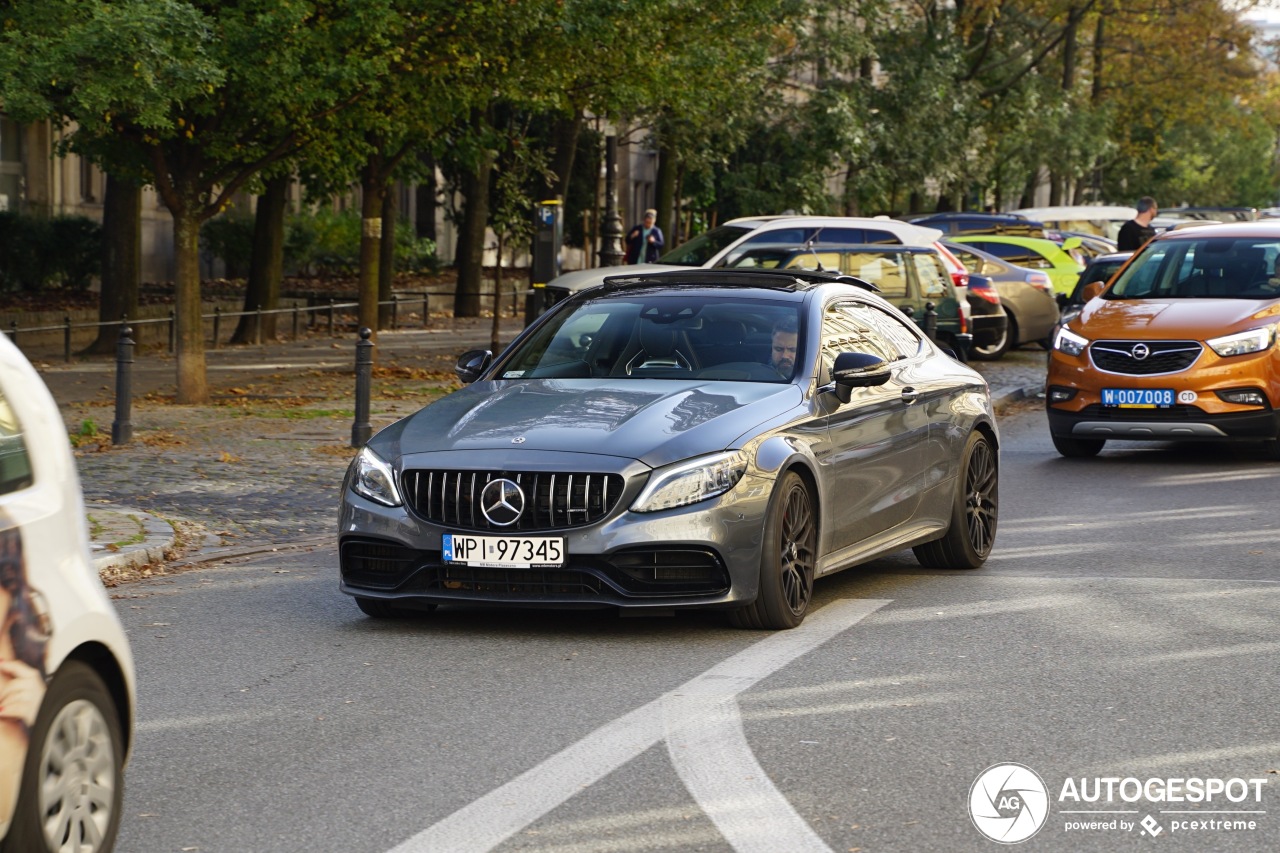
[369,379,805,469]
[1078,297,1280,338]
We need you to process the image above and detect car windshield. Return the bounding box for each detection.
[497,291,804,382]
[1106,237,1280,300]
[658,225,752,266]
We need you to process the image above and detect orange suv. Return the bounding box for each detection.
[1046,222,1280,458]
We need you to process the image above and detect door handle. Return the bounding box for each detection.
[901,387,919,404]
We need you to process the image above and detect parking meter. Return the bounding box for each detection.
[526,200,564,323]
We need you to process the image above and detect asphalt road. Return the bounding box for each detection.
[111,402,1280,853]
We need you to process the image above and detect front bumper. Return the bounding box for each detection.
[338,471,775,611]
[1046,403,1280,441]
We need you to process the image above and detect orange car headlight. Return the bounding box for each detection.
[1053,326,1088,357]
[1206,326,1275,358]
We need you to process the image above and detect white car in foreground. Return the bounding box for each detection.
[0,334,135,853]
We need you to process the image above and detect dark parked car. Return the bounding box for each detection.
[944,241,1062,359]
[339,269,999,629]
[908,212,1046,239]
[1056,251,1133,331]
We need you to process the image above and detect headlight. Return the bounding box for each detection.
[1053,326,1089,356]
[631,451,748,513]
[351,446,403,507]
[1207,326,1275,358]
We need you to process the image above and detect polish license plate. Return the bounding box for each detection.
[1101,388,1174,408]
[442,533,565,569]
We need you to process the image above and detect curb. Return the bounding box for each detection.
[89,506,177,573]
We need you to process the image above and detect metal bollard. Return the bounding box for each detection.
[423,293,429,328]
[8,320,15,345]
[212,306,221,349]
[328,299,336,337]
[351,327,374,448]
[111,325,135,445]
[64,315,72,363]
[923,301,938,342]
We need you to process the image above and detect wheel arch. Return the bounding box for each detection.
[64,641,133,757]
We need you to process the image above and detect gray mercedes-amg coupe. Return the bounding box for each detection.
[339,269,998,629]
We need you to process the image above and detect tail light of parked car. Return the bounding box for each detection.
[968,278,1002,305]
[1025,271,1054,296]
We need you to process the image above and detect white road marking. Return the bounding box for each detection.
[387,598,889,853]
[663,692,831,853]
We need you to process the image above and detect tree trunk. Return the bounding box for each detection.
[415,151,437,241]
[491,232,503,354]
[358,160,386,339]
[232,174,288,344]
[551,113,582,200]
[654,135,678,243]
[454,149,494,317]
[85,175,140,355]
[172,208,208,404]
[379,187,397,329]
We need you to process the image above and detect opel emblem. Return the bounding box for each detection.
[480,478,524,527]
[511,436,526,444]
[1130,343,1151,361]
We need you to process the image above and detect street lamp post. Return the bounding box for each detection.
[599,135,624,267]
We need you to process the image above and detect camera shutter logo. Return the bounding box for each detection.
[969,763,1050,844]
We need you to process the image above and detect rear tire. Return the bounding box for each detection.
[971,315,1014,361]
[913,430,998,569]
[731,471,817,630]
[1052,435,1105,458]
[2,661,124,853]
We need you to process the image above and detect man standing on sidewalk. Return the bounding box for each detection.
[1117,197,1158,251]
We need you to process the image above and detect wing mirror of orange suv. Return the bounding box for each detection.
[1081,280,1107,302]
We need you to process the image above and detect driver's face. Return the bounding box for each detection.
[771,331,798,374]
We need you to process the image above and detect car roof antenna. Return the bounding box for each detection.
[803,227,826,272]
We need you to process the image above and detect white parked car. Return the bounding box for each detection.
[0,334,135,853]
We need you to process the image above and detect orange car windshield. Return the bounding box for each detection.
[1107,238,1280,300]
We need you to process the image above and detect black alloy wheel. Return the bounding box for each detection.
[914,430,998,569]
[732,471,817,630]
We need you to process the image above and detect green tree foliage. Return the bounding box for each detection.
[0,0,402,401]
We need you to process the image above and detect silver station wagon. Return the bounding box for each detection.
[338,269,999,629]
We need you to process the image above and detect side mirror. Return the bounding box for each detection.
[829,351,891,403]
[455,349,493,384]
[1081,280,1106,302]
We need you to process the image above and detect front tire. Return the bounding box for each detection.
[2,661,124,853]
[731,471,817,630]
[1052,435,1105,458]
[914,430,998,569]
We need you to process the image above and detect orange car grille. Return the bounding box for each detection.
[1090,340,1202,375]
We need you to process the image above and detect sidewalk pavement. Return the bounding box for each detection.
[29,318,1047,578]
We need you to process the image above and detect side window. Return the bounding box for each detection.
[854,304,922,359]
[819,301,899,383]
[839,253,909,298]
[911,254,950,299]
[814,228,865,245]
[861,229,899,244]
[0,391,33,495]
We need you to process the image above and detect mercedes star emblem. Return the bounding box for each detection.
[480,478,525,527]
